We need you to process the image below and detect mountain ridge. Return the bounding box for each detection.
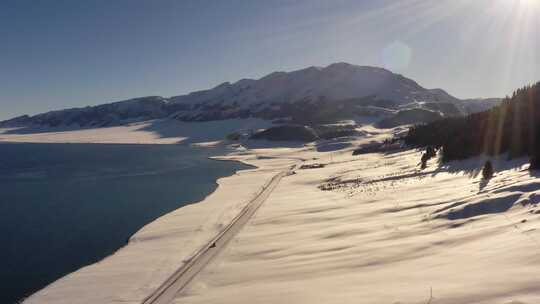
[1,63,501,128]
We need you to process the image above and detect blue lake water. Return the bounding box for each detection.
[0,143,250,304]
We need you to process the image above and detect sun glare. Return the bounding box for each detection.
[518,0,539,6]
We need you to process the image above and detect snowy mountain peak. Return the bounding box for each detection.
[168,62,452,110]
[1,62,500,128]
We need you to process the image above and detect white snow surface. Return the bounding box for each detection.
[0,118,272,145]
[175,136,540,304]
[19,125,540,304]
[23,159,280,304]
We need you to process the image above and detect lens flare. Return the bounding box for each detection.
[381,41,412,71]
[517,0,539,7]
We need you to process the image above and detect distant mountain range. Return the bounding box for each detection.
[1,62,501,128]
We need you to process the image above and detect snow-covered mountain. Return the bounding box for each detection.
[0,96,168,128]
[171,63,458,106]
[0,63,500,128]
[168,62,466,121]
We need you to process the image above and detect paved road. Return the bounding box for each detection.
[141,170,288,304]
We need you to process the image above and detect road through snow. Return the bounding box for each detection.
[142,169,289,304]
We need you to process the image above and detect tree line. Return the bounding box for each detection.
[404,82,540,165]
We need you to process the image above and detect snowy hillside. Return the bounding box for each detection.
[1,63,500,128]
[168,62,467,121]
[0,96,168,128]
[22,126,540,303]
[170,63,456,108]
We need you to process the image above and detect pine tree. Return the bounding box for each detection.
[482,160,494,180]
[420,153,429,169]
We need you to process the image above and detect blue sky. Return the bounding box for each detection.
[2,0,540,120]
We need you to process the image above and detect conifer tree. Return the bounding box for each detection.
[482,160,494,180]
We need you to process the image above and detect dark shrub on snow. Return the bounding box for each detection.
[482,161,494,180]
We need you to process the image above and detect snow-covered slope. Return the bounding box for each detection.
[0,63,500,128]
[175,135,540,304]
[22,126,540,304]
[170,63,458,108]
[168,63,464,121]
[0,96,168,128]
[458,98,502,114]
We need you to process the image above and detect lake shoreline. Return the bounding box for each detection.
[21,143,283,304]
[0,143,254,304]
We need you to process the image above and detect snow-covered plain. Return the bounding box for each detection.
[175,137,540,304]
[0,118,271,145]
[22,157,280,304]
[14,122,540,304]
[0,122,180,144]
